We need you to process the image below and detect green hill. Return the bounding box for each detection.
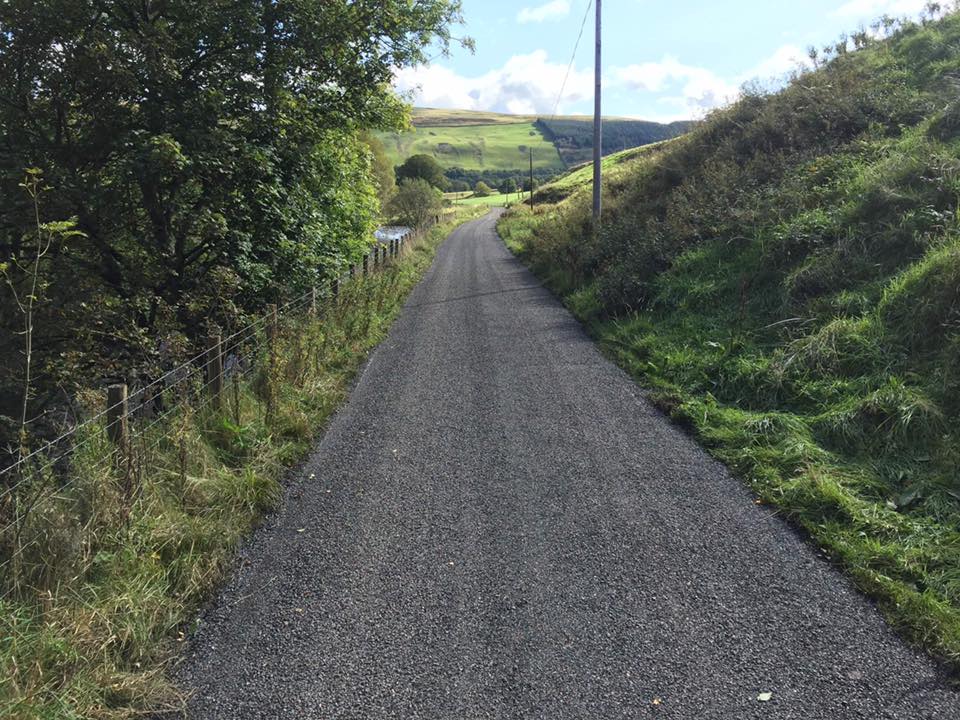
[376,108,690,189]
[501,11,960,670]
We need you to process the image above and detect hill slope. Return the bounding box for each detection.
[377,108,690,188]
[500,10,960,669]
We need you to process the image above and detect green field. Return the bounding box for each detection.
[379,122,564,173]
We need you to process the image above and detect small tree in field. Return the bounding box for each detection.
[473,181,495,197]
[390,178,443,228]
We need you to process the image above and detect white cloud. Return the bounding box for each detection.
[831,0,930,18]
[742,44,811,83]
[614,57,740,118]
[517,0,571,24]
[393,50,593,115]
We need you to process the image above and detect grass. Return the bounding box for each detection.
[410,107,539,126]
[0,206,487,719]
[377,122,564,173]
[498,10,960,672]
[452,192,520,207]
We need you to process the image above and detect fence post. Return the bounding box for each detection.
[107,383,129,447]
[266,304,278,420]
[205,335,223,410]
[362,253,369,276]
[309,286,317,317]
[333,277,340,299]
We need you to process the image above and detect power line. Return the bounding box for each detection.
[550,0,594,121]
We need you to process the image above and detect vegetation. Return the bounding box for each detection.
[0,207,486,719]
[396,154,450,190]
[379,121,563,174]
[0,0,465,461]
[390,179,445,228]
[377,109,693,194]
[473,181,495,197]
[500,7,960,669]
[536,117,692,166]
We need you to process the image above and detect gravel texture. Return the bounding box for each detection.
[179,210,960,718]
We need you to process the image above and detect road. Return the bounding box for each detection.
[180,210,960,719]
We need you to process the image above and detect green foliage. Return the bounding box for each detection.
[473,181,495,197]
[395,154,450,190]
[536,117,692,166]
[499,10,960,670]
[0,0,465,456]
[389,179,445,228]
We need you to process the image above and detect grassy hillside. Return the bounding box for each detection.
[538,117,692,166]
[379,121,564,173]
[377,109,692,189]
[500,10,960,669]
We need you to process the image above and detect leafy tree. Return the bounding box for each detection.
[363,133,398,214]
[396,154,449,190]
[499,178,518,194]
[0,0,465,449]
[390,179,443,228]
[473,181,495,197]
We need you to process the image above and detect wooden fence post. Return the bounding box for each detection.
[362,254,369,275]
[205,335,223,410]
[309,286,317,317]
[333,277,340,299]
[107,383,129,447]
[266,304,278,420]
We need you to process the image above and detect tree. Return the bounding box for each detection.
[396,154,449,190]
[0,0,466,448]
[499,178,518,194]
[473,181,495,197]
[390,179,443,228]
[363,133,397,214]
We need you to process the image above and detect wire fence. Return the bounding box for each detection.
[0,229,416,596]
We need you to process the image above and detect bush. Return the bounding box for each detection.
[473,181,495,197]
[389,178,443,228]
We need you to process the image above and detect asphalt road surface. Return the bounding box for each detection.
[180,210,960,719]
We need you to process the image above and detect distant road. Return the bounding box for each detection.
[180,210,960,719]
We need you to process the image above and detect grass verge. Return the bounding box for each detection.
[0,206,486,719]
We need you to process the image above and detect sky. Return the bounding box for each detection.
[393,0,936,122]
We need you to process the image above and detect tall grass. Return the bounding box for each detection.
[0,207,485,719]
[499,11,960,670]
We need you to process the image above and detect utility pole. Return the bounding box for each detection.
[592,0,602,226]
[528,148,535,209]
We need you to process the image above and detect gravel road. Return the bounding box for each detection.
[179,210,960,719]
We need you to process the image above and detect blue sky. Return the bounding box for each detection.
[394,0,934,121]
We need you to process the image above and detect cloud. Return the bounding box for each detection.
[517,0,571,24]
[831,0,930,19]
[743,44,811,82]
[614,57,739,118]
[393,50,592,115]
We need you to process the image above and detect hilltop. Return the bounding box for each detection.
[501,10,960,669]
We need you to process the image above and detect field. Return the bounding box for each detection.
[410,107,538,126]
[378,122,564,173]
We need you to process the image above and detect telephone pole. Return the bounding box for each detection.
[592,0,602,226]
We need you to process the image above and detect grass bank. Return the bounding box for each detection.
[0,206,486,719]
[500,11,960,671]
